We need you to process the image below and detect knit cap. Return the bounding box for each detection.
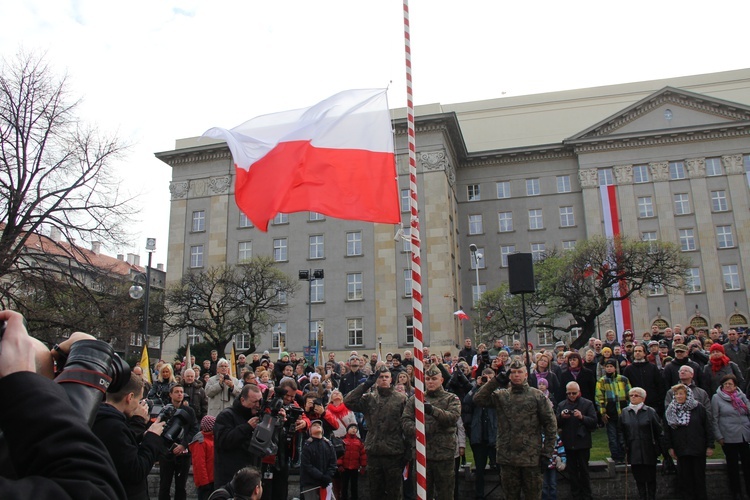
[201,415,216,433]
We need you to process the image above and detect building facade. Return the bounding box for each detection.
[157,69,750,358]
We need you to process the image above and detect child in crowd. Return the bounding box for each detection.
[337,423,367,500]
[189,415,216,500]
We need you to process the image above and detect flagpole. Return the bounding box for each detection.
[403,2,426,499]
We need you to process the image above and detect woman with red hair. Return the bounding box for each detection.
[702,344,745,395]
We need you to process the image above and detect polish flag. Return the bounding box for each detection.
[320,484,334,500]
[203,89,400,231]
[600,185,632,339]
[454,310,470,321]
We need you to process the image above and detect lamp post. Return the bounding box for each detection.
[129,238,156,356]
[299,269,324,367]
[469,244,483,339]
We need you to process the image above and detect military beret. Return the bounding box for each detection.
[376,365,390,374]
[424,364,442,377]
[508,359,524,370]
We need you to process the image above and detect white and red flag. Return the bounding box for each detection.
[454,309,469,321]
[203,89,400,231]
[600,184,633,339]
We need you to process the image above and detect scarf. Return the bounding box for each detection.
[710,355,730,373]
[326,401,351,420]
[568,367,581,380]
[665,389,698,428]
[628,402,644,413]
[723,388,749,415]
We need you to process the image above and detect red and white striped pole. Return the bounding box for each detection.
[403,2,427,499]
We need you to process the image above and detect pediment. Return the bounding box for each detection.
[567,86,750,142]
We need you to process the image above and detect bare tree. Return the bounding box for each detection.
[164,258,298,354]
[0,51,136,337]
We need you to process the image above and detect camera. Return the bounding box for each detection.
[480,376,489,383]
[480,351,490,364]
[562,409,570,415]
[157,403,192,445]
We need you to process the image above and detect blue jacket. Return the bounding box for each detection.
[463,385,498,445]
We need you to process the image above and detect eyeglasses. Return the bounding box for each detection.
[629,394,643,398]
[566,392,579,395]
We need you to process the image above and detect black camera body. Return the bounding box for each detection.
[158,403,192,445]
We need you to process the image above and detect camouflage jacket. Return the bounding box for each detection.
[402,386,462,461]
[473,378,556,467]
[344,383,407,457]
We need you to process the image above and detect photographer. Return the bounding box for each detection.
[159,385,199,500]
[0,310,126,499]
[206,358,241,417]
[93,372,169,500]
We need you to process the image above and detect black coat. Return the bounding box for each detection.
[619,405,663,465]
[622,361,666,414]
[558,367,597,406]
[556,397,598,451]
[338,370,365,396]
[663,403,714,457]
[0,372,126,500]
[213,397,259,487]
[93,403,167,500]
[299,437,338,489]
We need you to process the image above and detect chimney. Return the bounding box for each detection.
[126,253,136,265]
[157,263,164,271]
[91,241,102,254]
[49,227,61,242]
[117,254,125,261]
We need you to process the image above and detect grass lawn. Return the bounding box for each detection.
[463,428,724,464]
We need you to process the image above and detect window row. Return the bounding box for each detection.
[599,156,737,187]
[640,225,736,253]
[469,207,576,234]
[637,190,731,218]
[647,264,743,295]
[460,176,573,203]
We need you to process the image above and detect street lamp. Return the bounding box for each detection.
[129,238,156,356]
[299,269,324,366]
[469,244,483,338]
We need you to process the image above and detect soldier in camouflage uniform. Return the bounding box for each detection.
[344,365,408,500]
[473,359,557,500]
[402,364,462,500]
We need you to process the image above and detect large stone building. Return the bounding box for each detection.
[157,68,750,359]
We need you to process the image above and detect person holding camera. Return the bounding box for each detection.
[462,368,498,500]
[556,381,597,500]
[158,385,199,500]
[0,310,127,499]
[206,358,241,417]
[93,371,169,500]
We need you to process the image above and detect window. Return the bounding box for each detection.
[562,240,576,251]
[687,268,702,293]
[348,318,364,346]
[529,209,543,230]
[187,326,201,346]
[235,333,250,350]
[347,273,363,300]
[271,322,287,350]
[238,241,252,261]
[405,316,414,344]
[401,189,410,212]
[638,197,654,218]
[649,283,665,296]
[347,231,362,256]
[192,210,205,232]
[273,238,287,262]
[470,247,485,269]
[309,320,324,344]
[679,229,696,251]
[130,332,143,347]
[722,265,741,290]
[537,328,554,346]
[275,284,288,305]
[273,213,288,225]
[711,190,728,212]
[705,157,723,176]
[559,206,575,227]
[674,193,690,215]
[190,245,204,268]
[309,212,325,221]
[557,175,571,193]
[642,231,657,253]
[309,235,324,259]
[526,179,540,196]
[498,212,513,232]
[531,243,546,262]
[570,327,582,342]
[633,165,650,183]
[669,161,686,180]
[745,154,750,186]
[467,184,480,201]
[500,245,515,267]
[598,168,614,186]
[472,284,486,307]
[239,213,253,228]
[402,227,411,253]
[404,269,412,296]
[310,278,324,302]
[496,181,511,199]
[717,226,734,248]
[469,214,483,235]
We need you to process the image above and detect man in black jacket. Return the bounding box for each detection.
[158,385,199,500]
[181,368,208,422]
[623,345,666,416]
[0,310,126,499]
[338,357,365,395]
[556,381,598,500]
[93,372,168,500]
[300,420,338,500]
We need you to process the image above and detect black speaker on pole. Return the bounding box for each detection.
[508,253,535,295]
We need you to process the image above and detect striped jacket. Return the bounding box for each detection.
[595,374,631,418]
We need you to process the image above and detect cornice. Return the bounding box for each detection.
[156,147,231,167]
[570,125,750,153]
[462,147,575,168]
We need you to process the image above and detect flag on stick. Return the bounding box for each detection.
[203,89,400,231]
[185,337,193,372]
[454,309,470,321]
[139,347,152,385]
[230,342,237,379]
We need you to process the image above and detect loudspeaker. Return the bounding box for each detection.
[508,253,535,294]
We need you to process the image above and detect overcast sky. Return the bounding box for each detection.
[2,0,748,267]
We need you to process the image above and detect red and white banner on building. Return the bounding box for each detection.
[600,185,632,340]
